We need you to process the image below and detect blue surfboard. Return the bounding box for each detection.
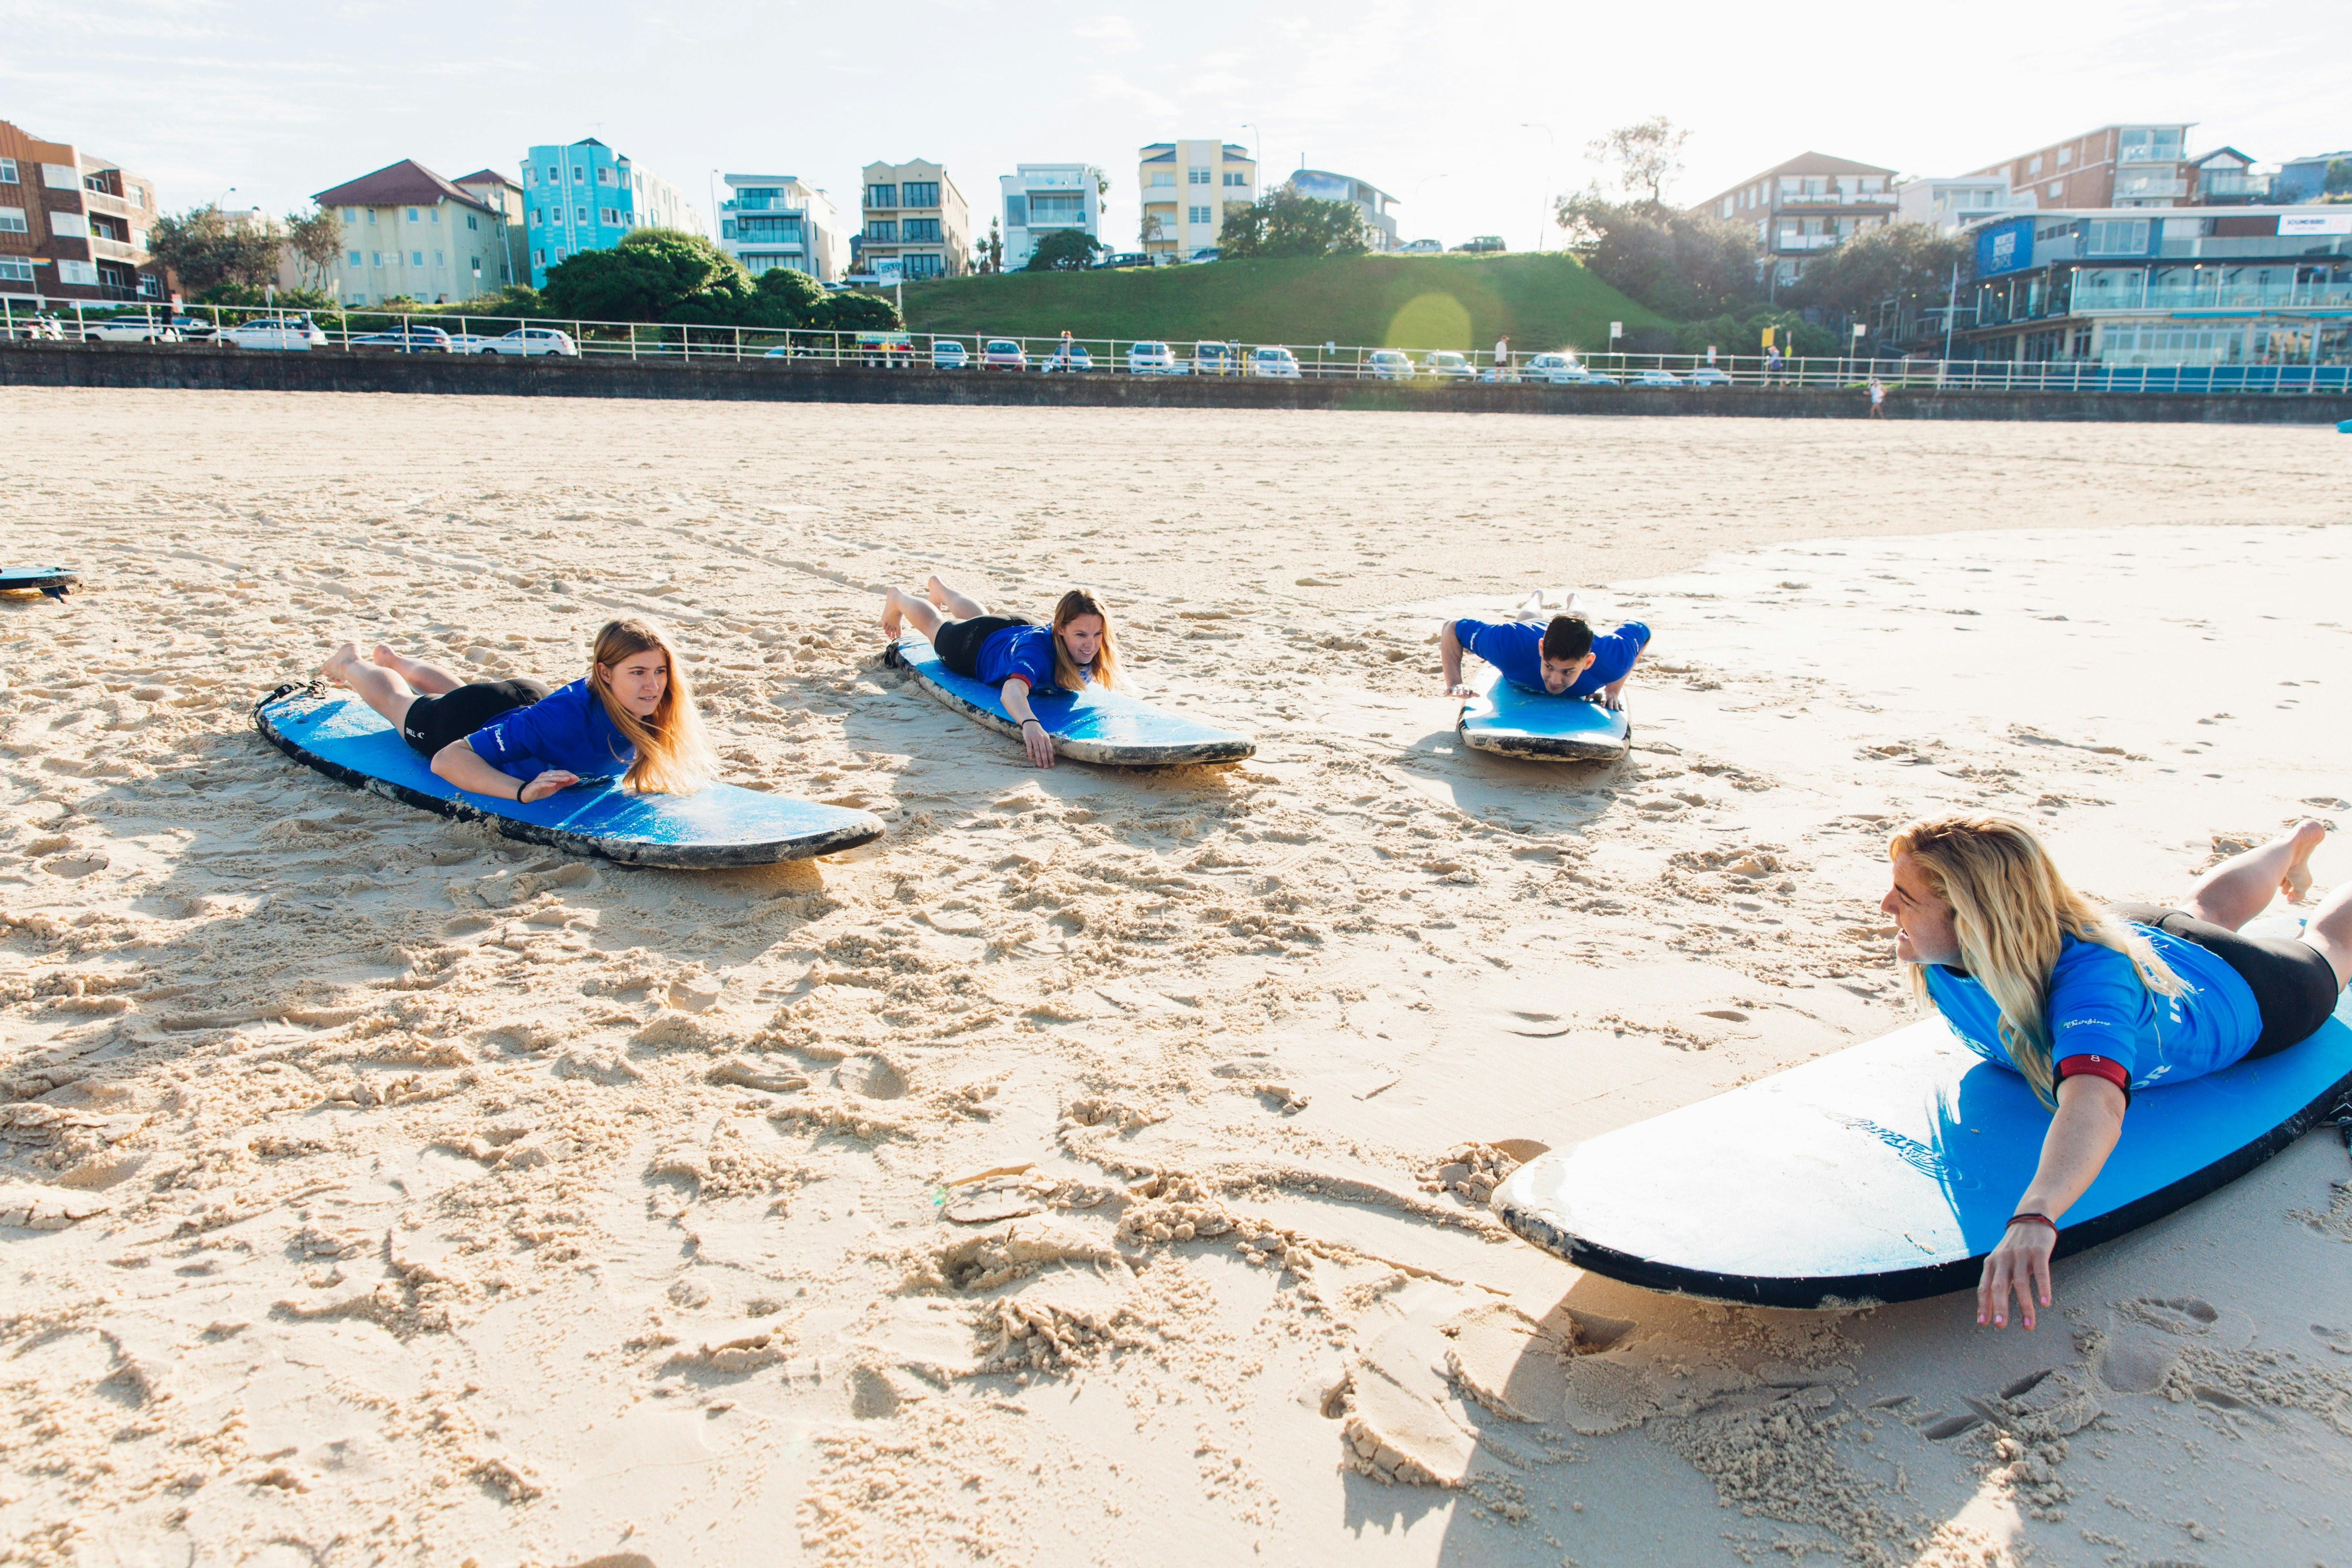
[886,634,1255,766]
[1457,667,1630,762]
[254,686,884,869]
[1497,978,2352,1308]
[0,566,78,599]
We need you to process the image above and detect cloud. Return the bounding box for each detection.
[1072,14,1138,48]
[1087,71,1175,120]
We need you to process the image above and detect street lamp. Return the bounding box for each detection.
[1520,124,1554,252]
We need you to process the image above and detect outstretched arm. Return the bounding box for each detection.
[1439,621,1471,697]
[1978,1073,2126,1330]
[432,739,578,803]
[1000,679,1056,768]
[1601,641,1646,712]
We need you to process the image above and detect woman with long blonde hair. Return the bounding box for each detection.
[880,575,1120,769]
[1884,813,2350,1333]
[318,617,716,802]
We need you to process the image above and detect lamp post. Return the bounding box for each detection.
[1519,124,1554,253]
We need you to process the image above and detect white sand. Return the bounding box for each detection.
[2,389,2349,1567]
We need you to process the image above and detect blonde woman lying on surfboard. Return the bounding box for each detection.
[1883,814,2350,1332]
[317,617,716,802]
[880,577,1120,770]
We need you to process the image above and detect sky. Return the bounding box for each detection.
[6,0,2347,254]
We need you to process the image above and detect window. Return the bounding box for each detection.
[0,207,26,234]
[1223,172,1246,187]
[42,163,76,189]
[429,207,439,223]
[904,253,944,279]
[347,250,361,266]
[2027,155,2043,176]
[902,181,939,207]
[2086,218,2152,255]
[866,219,898,242]
[597,166,615,185]
[434,250,444,266]
[0,257,33,281]
[0,158,16,183]
[1004,196,1027,227]
[866,183,897,207]
[406,207,419,221]
[1187,205,1212,224]
[466,213,478,230]
[2048,182,2063,198]
[532,248,545,267]
[545,167,557,184]
[600,207,619,226]
[57,259,98,285]
[902,217,941,241]
[553,247,566,262]
[575,206,588,224]
[1150,172,1174,187]
[365,209,376,224]
[1188,168,1210,184]
[371,250,382,266]
[2057,147,2073,167]
[411,250,423,265]
[573,167,587,183]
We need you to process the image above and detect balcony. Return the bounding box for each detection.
[2117,143,2185,165]
[1774,189,1892,207]
[1775,232,1842,250]
[2072,278,2352,312]
[725,197,805,215]
[2113,178,2189,200]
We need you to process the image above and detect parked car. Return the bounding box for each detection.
[1396,238,1444,254]
[1187,247,1221,264]
[981,339,1028,371]
[1633,368,1685,388]
[219,315,327,350]
[80,315,181,343]
[168,314,222,343]
[1126,340,1186,375]
[1364,348,1414,381]
[8,314,66,341]
[1578,370,1621,386]
[348,324,452,353]
[1192,341,1238,376]
[481,326,577,357]
[1249,345,1301,379]
[1686,365,1733,388]
[931,339,970,370]
[1042,342,1094,373]
[1520,351,1590,385]
[1422,350,1476,381]
[1453,235,1507,254]
[1103,252,1151,269]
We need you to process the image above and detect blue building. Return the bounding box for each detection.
[519,137,702,290]
[2274,150,2352,205]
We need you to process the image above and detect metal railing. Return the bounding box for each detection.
[6,294,2349,394]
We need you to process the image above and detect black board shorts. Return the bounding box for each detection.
[401,679,551,759]
[931,614,1034,680]
[2112,902,2341,1058]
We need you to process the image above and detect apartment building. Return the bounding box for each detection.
[520,138,704,290]
[1966,124,2196,209]
[1690,152,1896,290]
[0,118,162,302]
[1287,169,1398,250]
[2274,150,2351,204]
[1138,140,1255,261]
[1895,175,2030,234]
[718,174,844,283]
[452,169,528,289]
[313,160,514,305]
[2186,148,2268,205]
[1953,204,2352,365]
[998,163,1102,270]
[859,160,968,281]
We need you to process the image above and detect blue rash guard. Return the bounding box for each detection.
[976,624,1067,694]
[1454,617,1651,698]
[466,679,637,784]
[1922,927,2263,1091]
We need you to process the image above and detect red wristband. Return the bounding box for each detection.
[2006,1213,2057,1233]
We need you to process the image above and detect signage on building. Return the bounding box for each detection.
[2280,211,2352,236]
[873,257,905,285]
[1974,216,2035,278]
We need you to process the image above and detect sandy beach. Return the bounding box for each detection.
[2,387,2349,1568]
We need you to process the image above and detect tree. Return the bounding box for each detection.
[1026,229,1102,271]
[1587,117,1690,205]
[1218,186,1371,258]
[1788,221,1967,323]
[752,265,826,323]
[541,227,754,322]
[145,206,283,296]
[2325,159,2352,197]
[283,207,343,294]
[1553,191,1759,316]
[1140,212,1165,248]
[978,218,1004,273]
[815,291,901,331]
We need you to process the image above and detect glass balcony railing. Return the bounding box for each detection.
[1774,189,1892,207]
[2112,178,2189,199]
[1775,232,1843,250]
[2117,143,2184,165]
[2073,278,2352,312]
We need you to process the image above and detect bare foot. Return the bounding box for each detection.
[880,592,904,638]
[925,575,950,608]
[2283,818,2328,903]
[317,641,363,688]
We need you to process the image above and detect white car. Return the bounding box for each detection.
[1126,340,1187,375]
[1422,350,1475,381]
[218,316,326,350]
[1364,349,1414,381]
[1633,368,1685,388]
[483,327,578,357]
[1249,346,1301,379]
[1521,351,1593,385]
[80,315,181,343]
[932,339,969,370]
[1041,343,1094,373]
[1686,366,1733,388]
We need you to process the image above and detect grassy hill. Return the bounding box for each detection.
[896,253,1672,354]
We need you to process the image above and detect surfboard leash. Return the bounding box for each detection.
[252,678,327,717]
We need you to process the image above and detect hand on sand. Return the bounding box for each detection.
[1601,690,1626,712]
[1447,683,1476,699]
[518,768,581,803]
[1977,1222,2055,1330]
[1021,724,1057,769]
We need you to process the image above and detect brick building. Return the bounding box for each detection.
[1689,151,1898,293]
[0,118,163,303]
[1966,123,2197,210]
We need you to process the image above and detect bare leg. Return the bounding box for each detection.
[928,575,987,619]
[2183,819,2328,931]
[372,644,466,695]
[881,586,946,643]
[2303,882,2352,990]
[318,641,420,730]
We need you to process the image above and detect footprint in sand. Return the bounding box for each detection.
[2311,1324,2352,1356]
[2118,1296,2219,1336]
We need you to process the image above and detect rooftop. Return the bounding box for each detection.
[314,158,498,215]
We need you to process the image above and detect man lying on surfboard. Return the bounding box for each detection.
[880,576,1119,769]
[316,617,716,802]
[1883,814,2351,1332]
[1439,605,1650,710]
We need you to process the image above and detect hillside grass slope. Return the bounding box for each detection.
[898,253,1673,353]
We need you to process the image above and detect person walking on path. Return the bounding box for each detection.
[1868,376,1887,418]
[1766,344,1784,386]
[1493,335,1511,381]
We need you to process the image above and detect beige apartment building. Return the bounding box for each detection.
[1967,123,2198,209]
[313,159,517,305]
[0,117,163,303]
[1138,140,1255,261]
[858,160,968,281]
[1690,151,1896,292]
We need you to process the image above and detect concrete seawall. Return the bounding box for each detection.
[6,341,2348,423]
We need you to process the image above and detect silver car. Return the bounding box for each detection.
[219,316,327,350]
[80,315,182,343]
